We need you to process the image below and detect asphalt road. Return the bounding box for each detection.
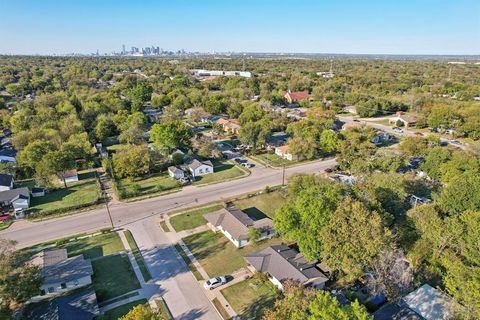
[1,158,337,248]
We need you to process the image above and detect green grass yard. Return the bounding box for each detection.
[182,230,282,277]
[117,172,181,199]
[193,160,246,185]
[251,152,300,168]
[92,253,141,302]
[221,278,280,320]
[233,191,286,219]
[96,299,148,320]
[169,204,223,232]
[28,171,101,216]
[64,232,124,259]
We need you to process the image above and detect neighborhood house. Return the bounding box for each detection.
[216,118,241,135]
[30,249,93,299]
[389,112,418,128]
[245,244,329,290]
[168,166,185,180]
[187,159,214,178]
[275,145,300,161]
[0,187,30,212]
[59,169,79,183]
[283,90,310,104]
[0,173,14,191]
[204,207,274,248]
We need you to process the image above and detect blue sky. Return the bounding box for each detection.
[1,0,479,55]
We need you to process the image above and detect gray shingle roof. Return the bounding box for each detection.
[0,187,29,203]
[30,249,93,285]
[187,159,213,170]
[168,166,183,174]
[27,289,99,320]
[204,207,273,240]
[244,245,328,286]
[402,284,451,320]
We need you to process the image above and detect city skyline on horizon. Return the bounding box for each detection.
[1,0,479,55]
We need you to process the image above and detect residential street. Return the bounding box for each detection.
[0,158,336,248]
[0,158,335,320]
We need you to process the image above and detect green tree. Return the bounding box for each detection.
[112,144,151,179]
[118,112,147,145]
[128,83,153,112]
[308,291,371,320]
[320,129,340,153]
[319,197,392,281]
[0,239,42,318]
[150,121,192,152]
[437,173,480,215]
[274,177,344,261]
[120,303,168,320]
[247,227,261,243]
[263,281,316,320]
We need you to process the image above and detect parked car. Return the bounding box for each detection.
[449,140,462,146]
[242,162,254,168]
[234,158,242,163]
[414,132,424,137]
[324,168,333,173]
[392,127,403,133]
[204,276,227,290]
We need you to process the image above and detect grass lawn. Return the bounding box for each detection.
[92,253,141,302]
[124,230,152,282]
[118,172,180,199]
[221,278,280,320]
[174,244,204,281]
[155,299,172,320]
[64,232,125,259]
[96,299,148,320]
[194,160,246,185]
[169,204,223,232]
[182,230,282,277]
[252,152,300,168]
[28,171,101,215]
[233,191,286,219]
[0,220,13,231]
[212,297,231,320]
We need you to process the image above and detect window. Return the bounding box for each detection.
[205,168,210,172]
[48,287,54,293]
[61,283,67,289]
[199,169,203,174]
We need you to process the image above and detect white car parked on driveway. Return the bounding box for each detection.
[204,276,227,290]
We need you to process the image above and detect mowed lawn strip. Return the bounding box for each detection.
[124,230,152,282]
[233,191,286,219]
[64,231,125,259]
[169,204,223,232]
[174,244,204,281]
[251,152,300,168]
[182,230,282,277]
[96,298,148,320]
[221,278,280,320]
[92,253,141,302]
[194,161,245,185]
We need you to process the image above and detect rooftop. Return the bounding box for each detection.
[245,244,328,286]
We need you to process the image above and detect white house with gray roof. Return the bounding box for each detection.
[204,207,274,248]
[29,249,93,300]
[187,159,214,178]
[245,244,329,290]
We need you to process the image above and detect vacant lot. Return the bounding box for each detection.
[183,230,282,277]
[92,253,141,302]
[97,298,148,320]
[221,278,280,320]
[169,204,223,232]
[28,171,101,216]
[194,160,246,185]
[233,191,286,219]
[117,172,180,199]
